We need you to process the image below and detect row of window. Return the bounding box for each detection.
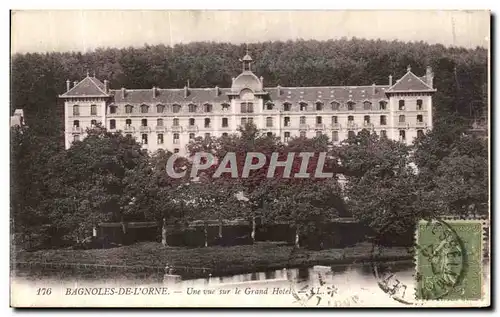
[71,114,426,130]
[75,129,422,145]
[70,99,425,116]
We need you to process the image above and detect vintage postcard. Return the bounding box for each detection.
[10,10,490,308]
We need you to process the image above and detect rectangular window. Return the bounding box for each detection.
[399,100,405,111]
[241,118,247,126]
[173,133,179,144]
[379,101,387,110]
[90,119,97,127]
[348,116,354,122]
[141,119,148,127]
[157,118,164,127]
[316,131,322,137]
[125,119,131,127]
[109,106,116,114]
[189,118,195,126]
[110,119,116,130]
[157,134,164,144]
[316,116,322,124]
[173,118,179,126]
[332,131,339,142]
[125,105,133,114]
[300,116,306,124]
[348,130,356,139]
[73,105,80,116]
[363,101,372,110]
[141,134,148,145]
[189,133,195,140]
[91,105,97,115]
[205,133,211,139]
[284,117,290,127]
[284,132,290,142]
[399,115,406,123]
[417,114,423,123]
[380,130,387,138]
[73,135,80,142]
[380,115,387,125]
[363,116,370,124]
[300,131,306,138]
[266,117,273,127]
[399,130,406,141]
[204,118,211,128]
[241,102,254,113]
[417,99,423,110]
[140,105,149,113]
[222,132,228,137]
[174,148,179,153]
[283,103,291,111]
[222,118,228,127]
[332,116,338,124]
[417,130,424,138]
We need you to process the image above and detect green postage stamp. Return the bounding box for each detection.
[415,219,484,301]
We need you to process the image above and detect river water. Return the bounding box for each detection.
[11,261,490,307]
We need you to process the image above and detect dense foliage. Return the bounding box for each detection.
[10,39,488,250]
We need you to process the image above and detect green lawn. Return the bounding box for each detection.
[13,241,411,280]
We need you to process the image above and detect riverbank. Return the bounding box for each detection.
[13,241,412,281]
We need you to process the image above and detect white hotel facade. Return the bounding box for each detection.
[60,53,436,155]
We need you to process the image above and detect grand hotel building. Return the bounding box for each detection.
[60,53,436,155]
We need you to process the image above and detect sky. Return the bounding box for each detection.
[11,10,490,54]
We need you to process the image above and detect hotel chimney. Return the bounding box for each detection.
[121,87,126,99]
[426,66,434,88]
[66,79,71,92]
[104,80,109,94]
[73,81,78,88]
[215,85,219,97]
[277,85,281,96]
[389,75,393,86]
[184,86,188,98]
[372,83,376,95]
[152,86,157,98]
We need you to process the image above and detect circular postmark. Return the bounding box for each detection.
[371,218,466,304]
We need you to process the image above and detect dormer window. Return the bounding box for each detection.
[363,101,372,111]
[109,105,116,114]
[188,104,197,113]
[172,104,181,113]
[125,105,133,114]
[156,104,165,113]
[140,104,149,113]
[315,102,323,111]
[265,102,274,111]
[331,102,340,111]
[204,103,213,113]
[283,103,291,111]
[299,102,308,111]
[379,101,387,110]
[221,103,230,112]
[347,101,355,111]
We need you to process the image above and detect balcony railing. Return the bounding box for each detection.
[139,126,151,133]
[415,121,426,127]
[171,125,182,133]
[203,125,212,129]
[220,125,231,130]
[124,125,135,132]
[346,121,357,129]
[187,125,199,132]
[72,126,83,133]
[315,123,325,130]
[155,125,166,132]
[283,122,292,128]
[331,123,341,129]
[398,122,409,128]
[299,123,309,131]
[363,122,374,129]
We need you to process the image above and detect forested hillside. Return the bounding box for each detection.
[11,38,488,147]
